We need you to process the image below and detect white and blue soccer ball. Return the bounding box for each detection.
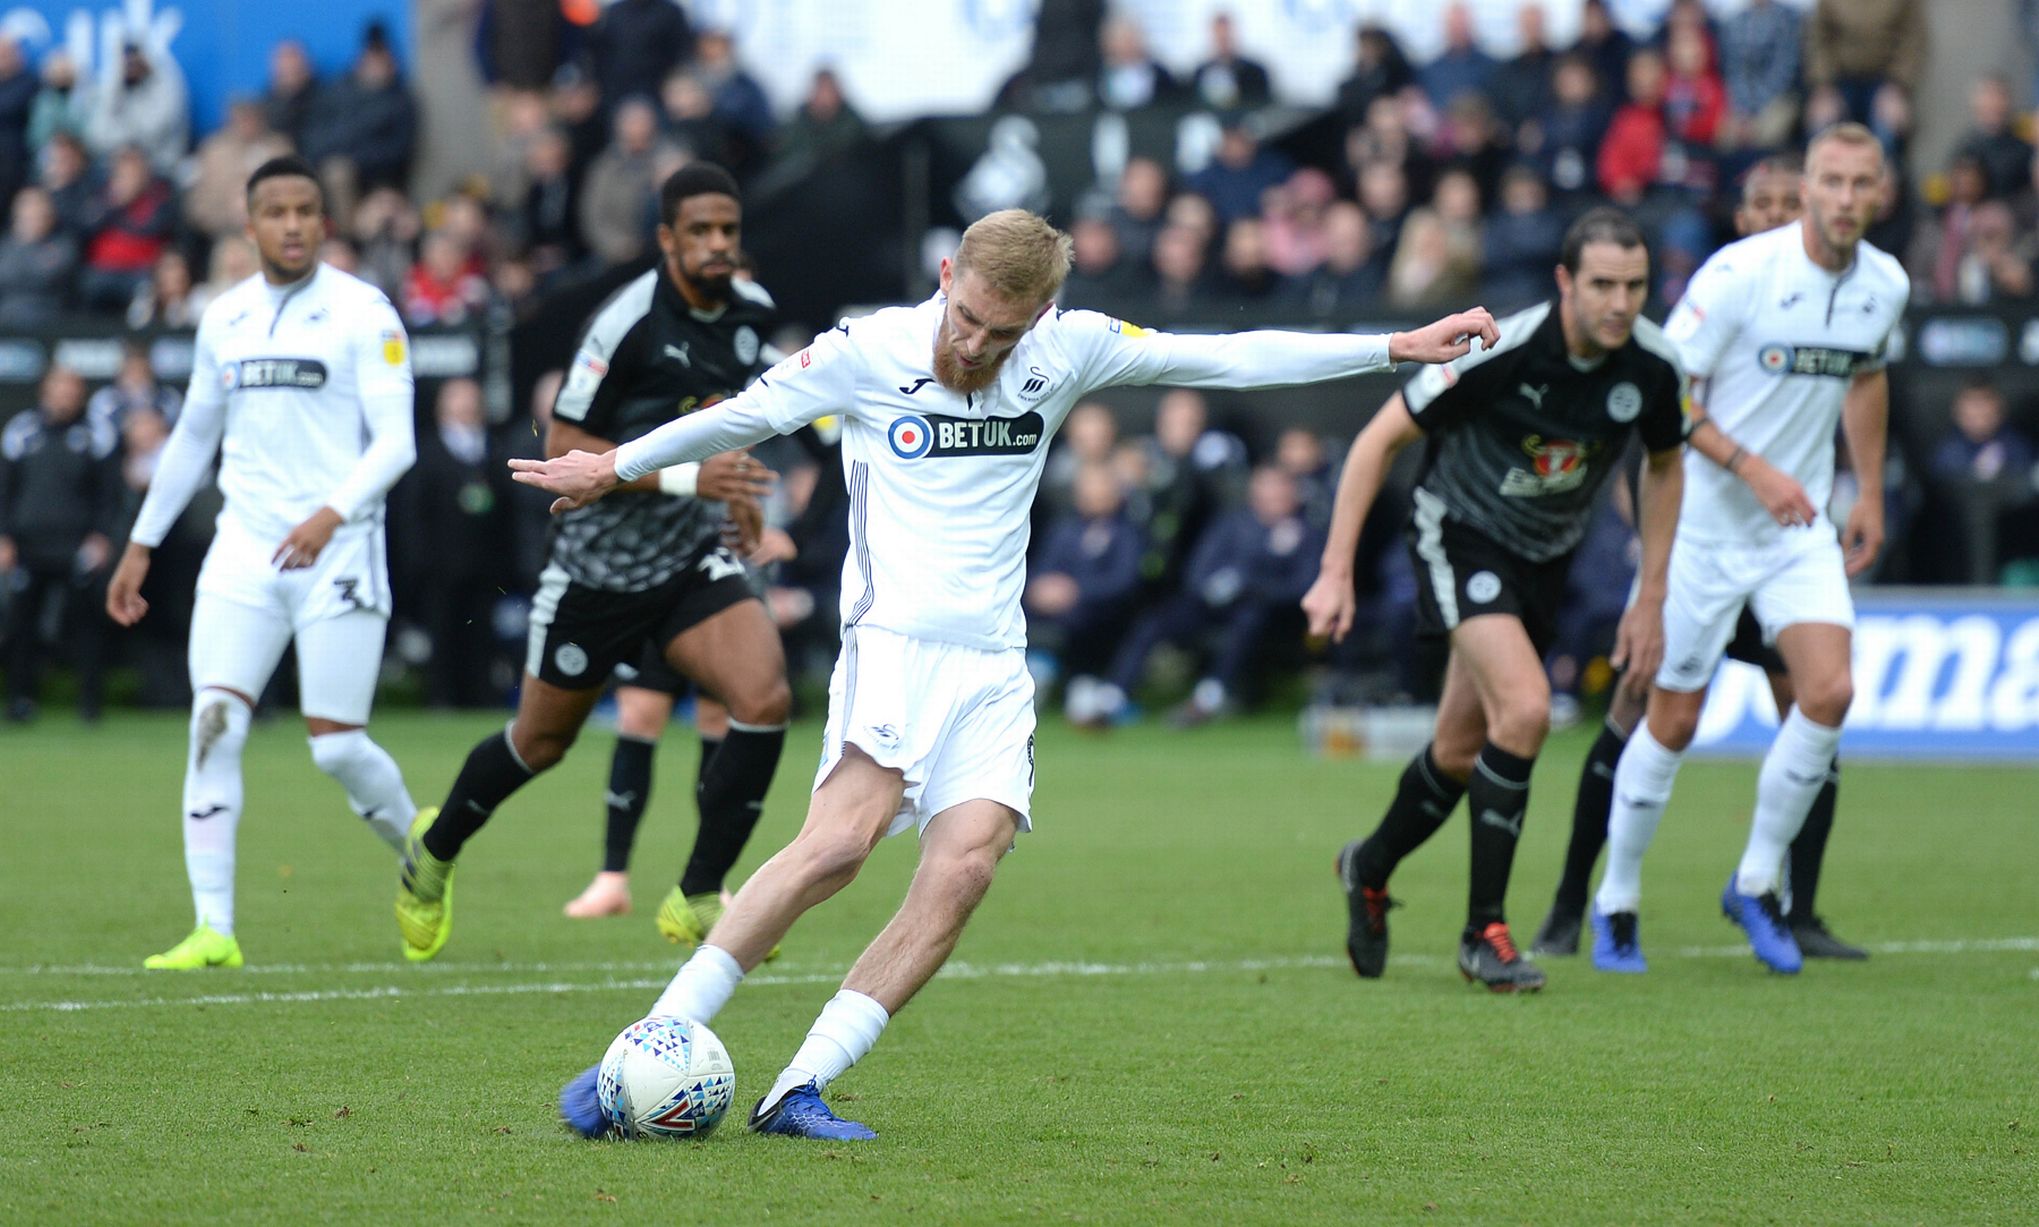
[596,1016,736,1140]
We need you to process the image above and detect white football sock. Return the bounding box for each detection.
[183,690,252,936]
[762,989,890,1113]
[1594,724,1685,914]
[1737,708,1842,896]
[649,944,744,1023]
[308,730,416,852]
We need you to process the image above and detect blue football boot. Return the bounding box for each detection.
[1589,906,1647,973]
[747,1080,876,1141]
[1721,876,1803,974]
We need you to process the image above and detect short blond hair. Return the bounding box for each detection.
[1806,121,1883,169]
[954,209,1073,306]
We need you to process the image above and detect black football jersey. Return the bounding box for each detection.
[547,268,777,590]
[1401,300,1687,562]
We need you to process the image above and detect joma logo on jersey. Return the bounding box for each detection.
[889,411,1046,459]
[226,358,328,391]
[1756,344,1872,378]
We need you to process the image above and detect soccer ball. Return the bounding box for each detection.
[596,1016,737,1140]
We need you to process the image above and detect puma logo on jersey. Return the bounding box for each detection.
[664,343,692,367]
[1518,382,1549,409]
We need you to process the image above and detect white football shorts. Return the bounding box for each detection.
[188,516,391,724]
[1655,530,1855,693]
[813,625,1037,839]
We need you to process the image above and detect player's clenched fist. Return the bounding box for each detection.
[1301,572,1357,644]
[510,449,621,514]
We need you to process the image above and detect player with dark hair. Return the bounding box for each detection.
[1532,153,1867,963]
[109,154,421,968]
[1305,207,1690,992]
[394,162,791,961]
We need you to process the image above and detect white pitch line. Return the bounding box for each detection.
[3,940,2036,1014]
[0,955,1343,1015]
[3,937,2035,980]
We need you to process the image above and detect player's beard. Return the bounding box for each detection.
[676,259,735,307]
[932,334,1004,394]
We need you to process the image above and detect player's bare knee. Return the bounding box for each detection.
[1647,699,1701,751]
[789,827,876,889]
[938,843,1002,906]
[728,677,792,728]
[1795,674,1853,726]
[511,723,574,772]
[1429,738,1479,780]
[1488,698,1551,757]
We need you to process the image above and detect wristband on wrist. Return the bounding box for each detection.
[1725,445,1746,474]
[658,462,701,496]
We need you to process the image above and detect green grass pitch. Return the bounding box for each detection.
[2,711,2034,1223]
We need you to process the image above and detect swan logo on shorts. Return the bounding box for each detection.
[889,415,934,459]
[1466,571,1502,604]
[1607,382,1642,422]
[554,643,589,677]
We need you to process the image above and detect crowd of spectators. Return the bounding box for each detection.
[3,0,2038,726]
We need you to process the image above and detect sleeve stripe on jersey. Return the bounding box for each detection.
[1404,301,1550,415]
[553,272,657,421]
[731,278,776,311]
[1628,316,1686,376]
[845,459,875,626]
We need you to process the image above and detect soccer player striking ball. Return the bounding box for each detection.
[395,164,792,961]
[1588,123,1907,975]
[1532,156,1867,963]
[516,208,1496,1139]
[107,156,421,969]
[1303,208,1689,993]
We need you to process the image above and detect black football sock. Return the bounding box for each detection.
[679,723,786,897]
[1466,743,1536,929]
[695,733,722,792]
[1787,758,1840,921]
[1553,720,1629,916]
[601,734,657,874]
[1352,745,1467,890]
[424,728,536,861]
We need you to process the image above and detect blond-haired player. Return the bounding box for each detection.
[521,209,1497,1138]
[1589,125,1907,974]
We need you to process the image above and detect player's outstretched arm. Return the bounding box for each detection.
[1301,395,1423,643]
[1075,307,1497,392]
[1387,308,1502,365]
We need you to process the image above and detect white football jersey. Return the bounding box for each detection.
[612,295,1394,650]
[130,264,415,549]
[1664,223,1908,545]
